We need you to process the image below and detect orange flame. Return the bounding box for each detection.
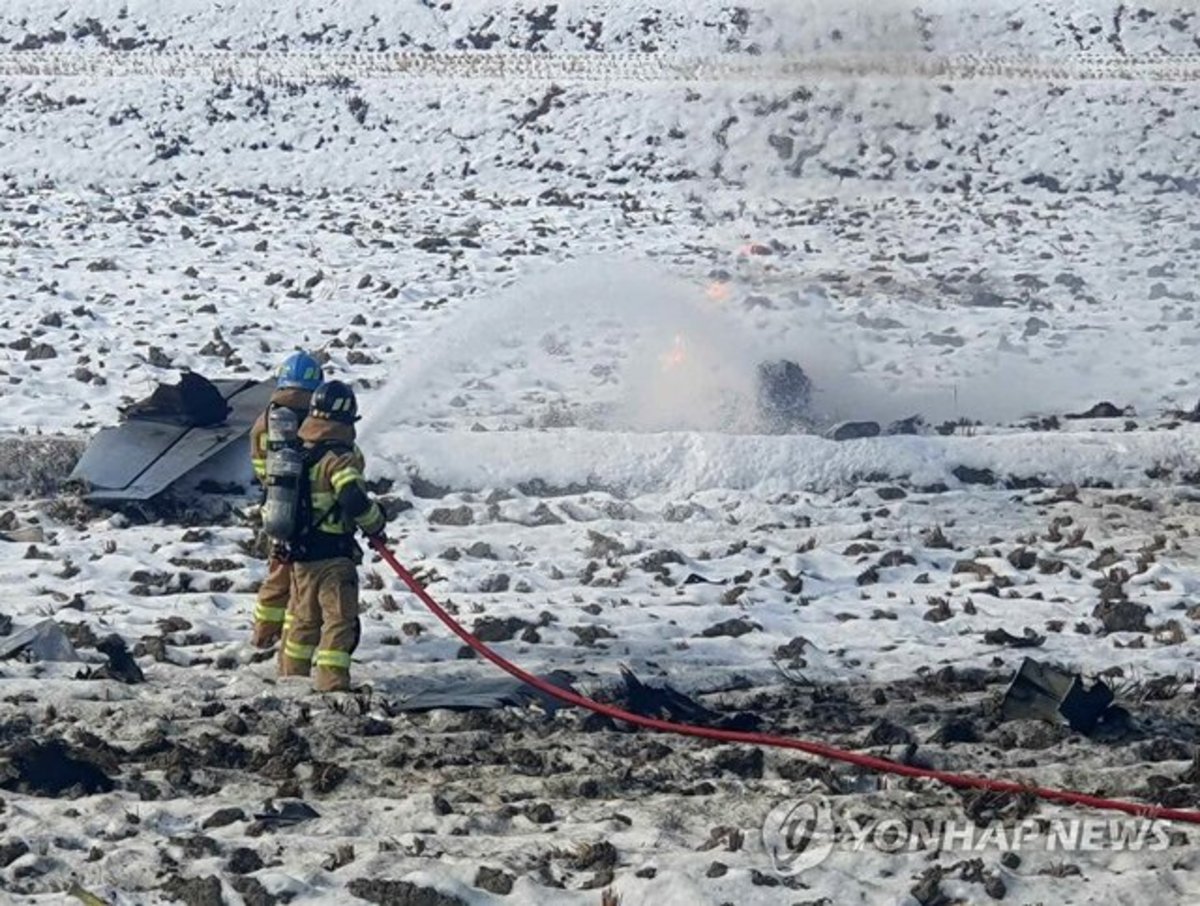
[706,281,732,302]
[738,241,772,257]
[660,334,687,370]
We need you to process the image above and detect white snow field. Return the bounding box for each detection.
[3,2,1200,905]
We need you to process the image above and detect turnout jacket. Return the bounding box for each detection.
[293,416,385,560]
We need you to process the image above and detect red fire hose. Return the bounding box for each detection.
[371,539,1200,825]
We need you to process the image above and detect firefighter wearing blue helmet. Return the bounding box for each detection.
[248,351,324,648]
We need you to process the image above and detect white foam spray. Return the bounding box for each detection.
[362,257,1158,442]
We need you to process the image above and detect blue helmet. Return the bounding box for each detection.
[276,351,323,391]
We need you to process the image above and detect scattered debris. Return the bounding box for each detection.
[83,634,145,684]
[120,372,231,427]
[1001,658,1115,733]
[251,800,319,830]
[0,620,78,662]
[68,882,113,906]
[983,627,1046,649]
[601,667,758,730]
[1065,401,1129,419]
[756,359,812,431]
[70,377,271,502]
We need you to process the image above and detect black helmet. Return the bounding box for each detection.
[310,380,359,424]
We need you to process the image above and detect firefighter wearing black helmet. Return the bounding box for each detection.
[278,379,386,692]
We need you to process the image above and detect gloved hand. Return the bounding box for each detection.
[365,527,388,548]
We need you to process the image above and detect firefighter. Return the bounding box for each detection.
[279,379,387,692]
[249,351,324,648]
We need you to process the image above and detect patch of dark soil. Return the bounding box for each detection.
[992,719,1070,751]
[982,627,1045,648]
[0,839,29,868]
[637,549,686,575]
[161,875,226,906]
[67,730,127,773]
[471,616,531,642]
[196,734,252,769]
[698,617,759,638]
[0,738,115,796]
[227,847,264,874]
[931,718,981,744]
[0,435,85,497]
[711,747,764,779]
[960,787,1039,826]
[311,761,349,794]
[917,666,999,694]
[249,726,311,777]
[1093,599,1150,633]
[828,420,880,441]
[89,633,145,683]
[222,714,250,736]
[1007,548,1038,570]
[171,835,220,860]
[1139,737,1194,763]
[565,840,618,871]
[864,719,915,746]
[1066,401,1128,419]
[427,505,473,526]
[202,807,246,830]
[774,636,809,662]
[136,732,251,778]
[473,866,514,895]
[348,879,468,906]
[1179,752,1200,784]
[230,876,278,906]
[953,465,996,486]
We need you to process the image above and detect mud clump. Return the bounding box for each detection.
[0,840,30,868]
[471,616,531,643]
[348,878,469,906]
[0,434,84,498]
[227,847,265,874]
[230,876,278,906]
[1093,598,1150,633]
[474,866,514,895]
[202,807,246,830]
[162,875,225,906]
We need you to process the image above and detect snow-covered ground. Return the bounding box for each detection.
[2,2,1200,905]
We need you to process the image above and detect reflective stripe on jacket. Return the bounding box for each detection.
[308,447,386,538]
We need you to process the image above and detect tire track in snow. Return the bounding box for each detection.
[3,49,1200,84]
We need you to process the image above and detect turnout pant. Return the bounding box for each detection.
[279,556,360,692]
[251,556,292,648]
